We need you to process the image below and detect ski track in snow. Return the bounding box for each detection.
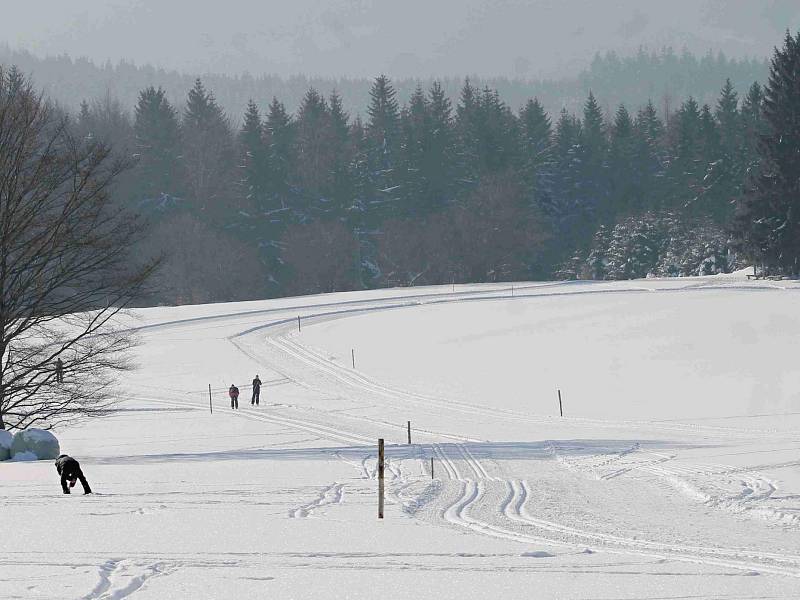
[117,279,800,584]
[82,558,174,600]
[430,442,800,578]
[289,482,345,518]
[547,441,800,527]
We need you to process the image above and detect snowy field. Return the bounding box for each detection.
[2,274,800,599]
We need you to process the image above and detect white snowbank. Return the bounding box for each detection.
[10,428,60,460]
[0,429,12,461]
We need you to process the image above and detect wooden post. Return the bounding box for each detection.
[297,315,301,332]
[351,348,355,369]
[431,456,434,480]
[378,438,385,519]
[558,389,563,417]
[407,421,411,445]
[208,384,213,414]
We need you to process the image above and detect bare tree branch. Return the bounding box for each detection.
[0,67,159,431]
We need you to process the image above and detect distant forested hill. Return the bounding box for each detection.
[0,45,766,122]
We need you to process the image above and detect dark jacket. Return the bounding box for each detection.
[229,386,240,398]
[55,454,92,494]
[252,377,261,390]
[55,454,80,477]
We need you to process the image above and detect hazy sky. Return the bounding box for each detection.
[2,1,799,78]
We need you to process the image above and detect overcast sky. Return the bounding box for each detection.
[2,1,799,79]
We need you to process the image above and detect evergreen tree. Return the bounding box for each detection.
[295,87,333,202]
[740,82,765,164]
[364,75,402,217]
[327,91,355,215]
[632,100,666,211]
[134,86,182,203]
[265,97,294,209]
[518,98,554,211]
[715,78,740,151]
[181,78,237,216]
[398,82,454,216]
[400,86,432,216]
[366,74,401,172]
[239,99,270,212]
[735,30,800,274]
[698,104,720,160]
[699,80,741,221]
[608,104,639,216]
[551,108,583,241]
[456,83,519,179]
[635,99,664,143]
[665,96,702,210]
[455,79,480,184]
[576,91,609,224]
[426,81,455,208]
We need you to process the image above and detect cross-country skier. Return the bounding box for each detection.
[54,454,92,495]
[229,384,240,409]
[251,375,262,406]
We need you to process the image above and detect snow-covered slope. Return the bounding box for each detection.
[2,276,800,599]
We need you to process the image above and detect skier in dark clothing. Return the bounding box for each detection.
[229,384,239,409]
[55,454,92,495]
[251,375,262,406]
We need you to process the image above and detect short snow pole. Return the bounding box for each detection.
[352,348,355,369]
[558,389,563,417]
[378,438,385,519]
[431,456,434,480]
[297,315,301,332]
[407,421,411,445]
[209,384,213,414]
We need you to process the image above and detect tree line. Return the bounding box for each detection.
[2,44,766,127]
[65,32,799,302]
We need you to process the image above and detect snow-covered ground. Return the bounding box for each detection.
[2,274,800,599]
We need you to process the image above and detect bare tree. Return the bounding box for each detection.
[0,67,158,431]
[282,221,360,294]
[449,175,548,282]
[147,213,265,304]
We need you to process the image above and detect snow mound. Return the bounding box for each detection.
[0,429,12,461]
[10,428,60,460]
[10,451,39,462]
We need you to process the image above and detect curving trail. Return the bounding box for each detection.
[114,276,800,592]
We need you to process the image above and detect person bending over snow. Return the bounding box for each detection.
[229,384,240,409]
[55,454,92,495]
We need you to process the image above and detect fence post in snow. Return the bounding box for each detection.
[378,438,385,519]
[297,315,301,332]
[351,349,355,369]
[431,456,434,480]
[407,421,411,445]
[558,389,563,417]
[208,384,213,414]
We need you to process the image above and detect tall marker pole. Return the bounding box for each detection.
[378,438,385,519]
[407,421,411,445]
[208,384,213,414]
[558,389,563,417]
